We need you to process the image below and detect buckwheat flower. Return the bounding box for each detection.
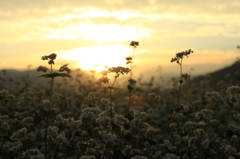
[98,131,116,143]
[131,156,148,159]
[10,127,27,141]
[26,132,36,141]
[79,155,96,159]
[108,66,131,75]
[196,121,205,128]
[195,129,209,140]
[210,119,220,126]
[229,96,237,104]
[130,41,139,47]
[22,116,34,123]
[181,73,190,80]
[94,92,102,98]
[56,114,63,121]
[100,70,108,76]
[8,94,15,99]
[8,141,23,152]
[41,55,48,60]
[180,104,190,113]
[232,135,238,140]
[148,93,155,98]
[61,117,74,127]
[164,140,176,151]
[37,66,48,72]
[96,115,111,125]
[201,109,214,117]
[229,124,240,133]
[233,114,240,120]
[73,120,83,128]
[56,132,67,143]
[152,151,162,159]
[201,140,210,149]
[121,145,132,156]
[0,89,9,98]
[59,64,71,73]
[188,136,198,145]
[129,78,137,85]
[176,52,185,58]
[134,110,141,118]
[22,148,44,159]
[169,123,177,129]
[205,91,221,101]
[163,153,180,159]
[114,115,129,126]
[47,53,57,60]
[41,126,59,137]
[1,121,10,130]
[219,145,236,155]
[170,57,178,63]
[185,121,196,128]
[101,98,110,105]
[80,108,95,120]
[226,86,240,96]
[36,90,44,98]
[85,148,96,156]
[40,99,50,111]
[0,115,9,120]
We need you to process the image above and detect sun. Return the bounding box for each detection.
[58,44,133,72]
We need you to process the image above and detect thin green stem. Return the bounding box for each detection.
[127,47,136,112]
[109,76,118,134]
[158,58,183,139]
[45,64,54,159]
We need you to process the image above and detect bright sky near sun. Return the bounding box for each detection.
[1,0,240,77]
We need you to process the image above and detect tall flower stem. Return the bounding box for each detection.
[127,45,136,111]
[158,59,183,139]
[45,64,54,159]
[109,76,117,135]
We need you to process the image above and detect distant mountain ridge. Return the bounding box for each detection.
[191,61,240,86]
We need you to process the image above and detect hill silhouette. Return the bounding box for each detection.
[191,61,240,87]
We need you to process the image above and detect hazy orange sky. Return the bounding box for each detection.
[1,0,240,77]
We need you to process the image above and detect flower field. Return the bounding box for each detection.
[0,42,240,159]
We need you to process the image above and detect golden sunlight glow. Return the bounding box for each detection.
[58,44,143,71]
[44,22,149,42]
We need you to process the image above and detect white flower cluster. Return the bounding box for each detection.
[80,107,102,120]
[56,114,82,128]
[226,86,240,104]
[79,155,96,159]
[96,108,115,125]
[131,156,148,159]
[219,145,237,155]
[98,131,116,143]
[163,140,176,151]
[0,115,10,130]
[162,153,180,159]
[205,91,222,101]
[0,89,15,99]
[56,132,67,143]
[40,126,59,138]
[185,121,205,128]
[113,115,129,127]
[22,148,44,159]
[10,127,27,140]
[121,145,132,156]
[195,109,214,120]
[141,122,157,138]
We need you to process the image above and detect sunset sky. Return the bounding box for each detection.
[1,0,240,78]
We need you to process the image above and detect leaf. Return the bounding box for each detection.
[39,73,72,78]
